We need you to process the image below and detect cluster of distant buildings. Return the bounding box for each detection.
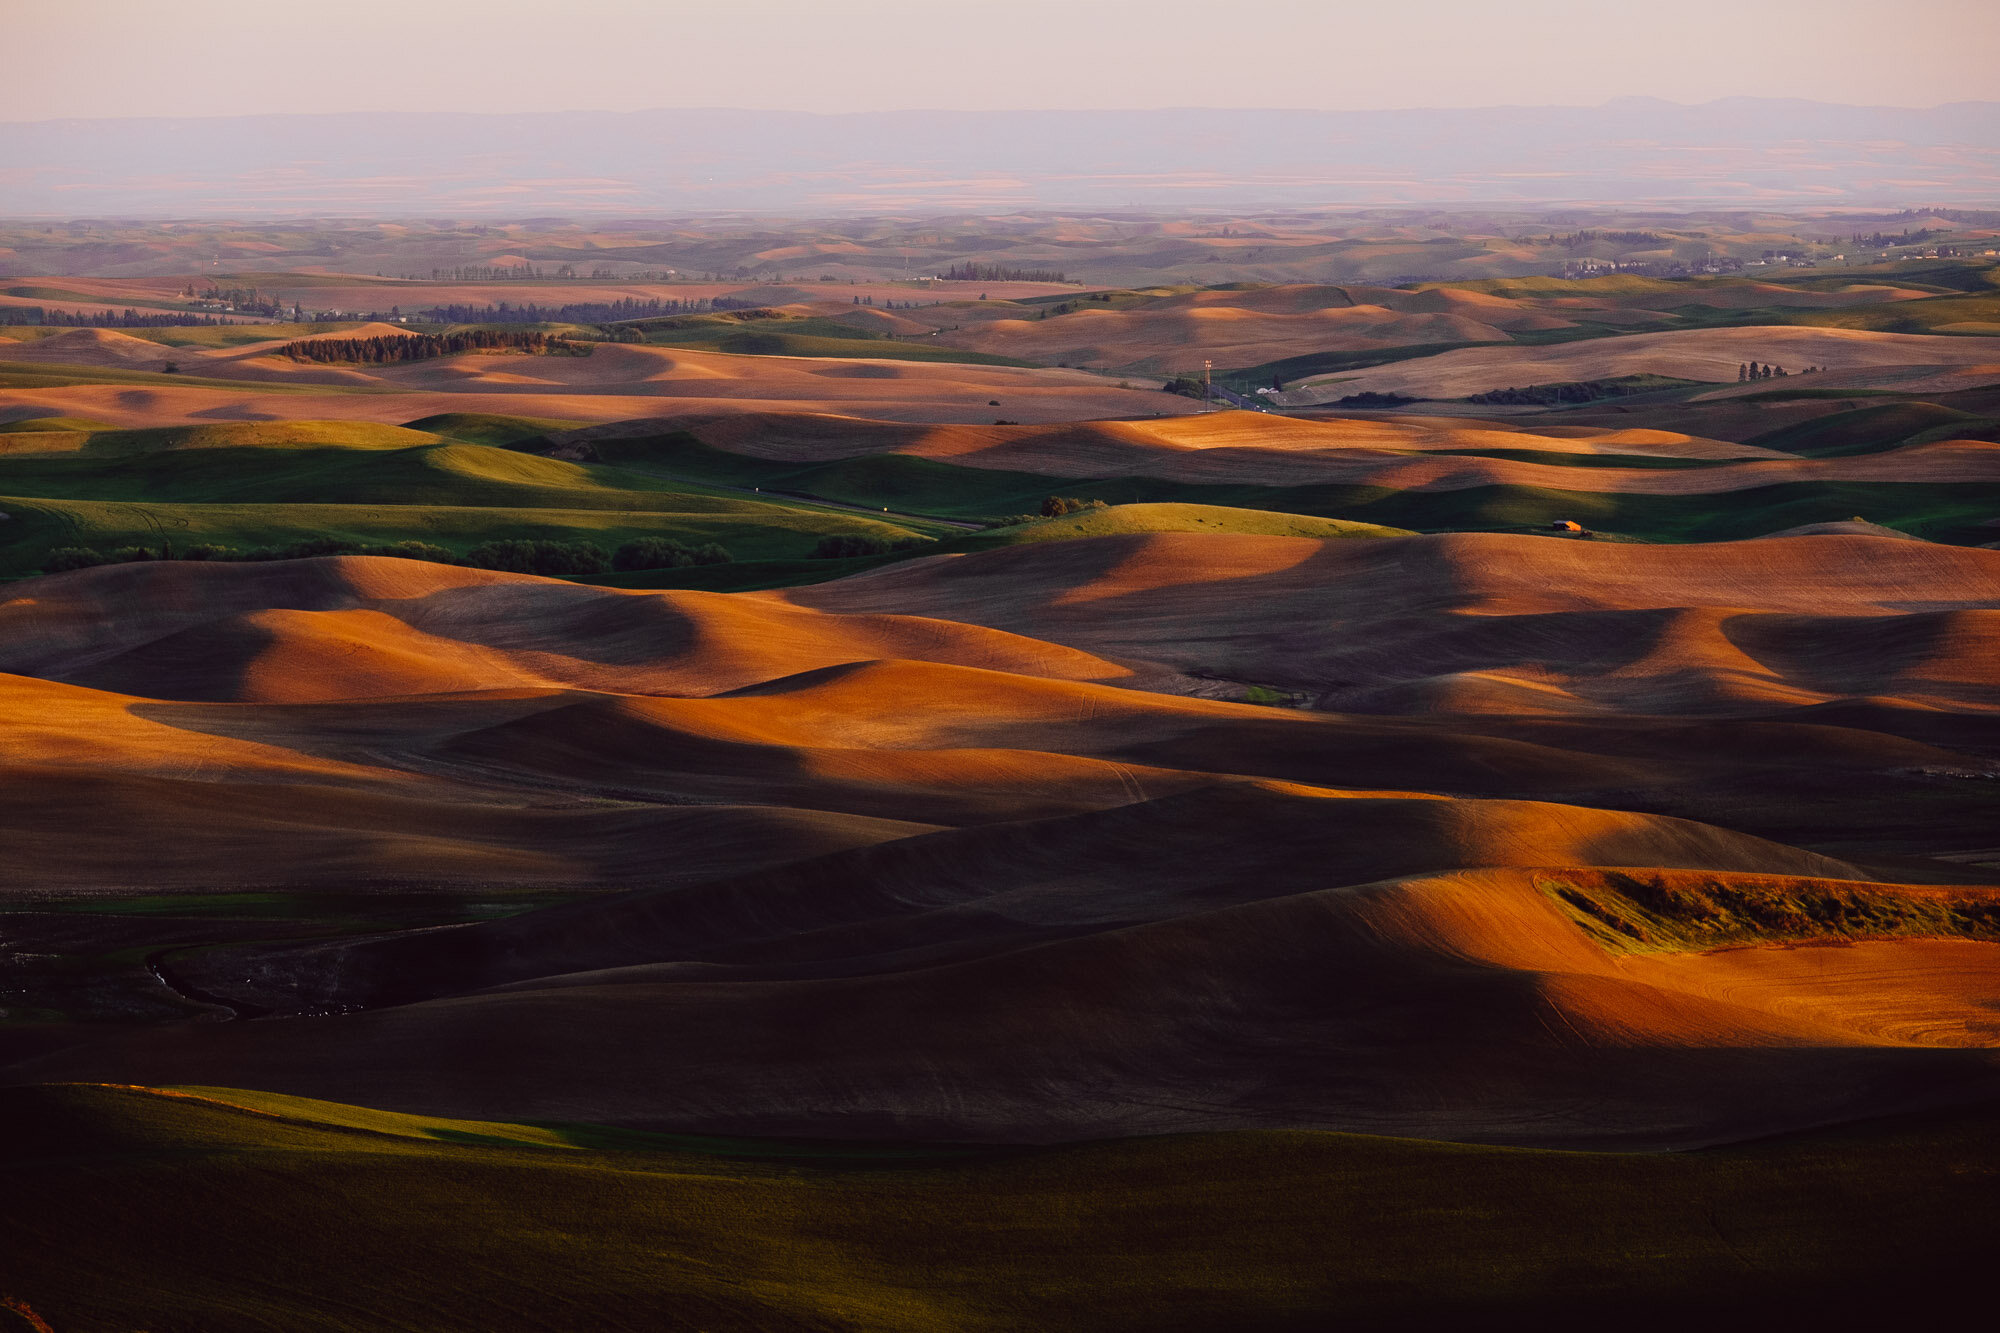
[1555,245,2000,280]
[1559,256,1745,278]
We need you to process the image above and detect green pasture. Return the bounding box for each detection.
[582,427,2000,545]
[0,419,950,574]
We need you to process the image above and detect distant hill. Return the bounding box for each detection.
[3,100,1998,214]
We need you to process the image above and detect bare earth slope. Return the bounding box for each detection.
[604,407,2000,495]
[4,539,1999,1149]
[1282,326,2000,402]
[1,337,1198,428]
[783,530,2000,715]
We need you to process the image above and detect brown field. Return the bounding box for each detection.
[0,333,1196,426]
[929,285,1534,372]
[830,279,1955,375]
[14,274,1076,315]
[6,528,1999,1151]
[1282,325,2000,402]
[626,407,2000,494]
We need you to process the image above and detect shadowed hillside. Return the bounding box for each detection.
[2,543,1996,1154]
[6,1083,1999,1332]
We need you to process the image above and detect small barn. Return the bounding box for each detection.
[1550,520,1584,533]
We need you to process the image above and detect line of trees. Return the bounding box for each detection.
[809,534,936,559]
[278,329,590,364]
[416,296,763,324]
[429,266,554,281]
[1468,379,1661,406]
[41,535,734,577]
[422,265,688,282]
[1852,229,1944,247]
[1534,231,1669,248]
[941,263,1069,283]
[0,306,238,328]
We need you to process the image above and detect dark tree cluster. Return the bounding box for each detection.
[462,539,612,575]
[1469,378,1672,406]
[809,534,936,559]
[416,297,760,324]
[42,538,459,573]
[428,266,555,281]
[1335,391,1420,407]
[1852,229,1943,247]
[610,537,732,571]
[1737,362,1814,381]
[0,306,236,328]
[41,535,732,577]
[1535,230,1669,248]
[278,329,589,364]
[941,263,1069,283]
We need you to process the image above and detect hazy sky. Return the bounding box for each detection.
[6,0,1998,121]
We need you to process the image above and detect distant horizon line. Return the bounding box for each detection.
[7,203,1998,225]
[9,96,2000,126]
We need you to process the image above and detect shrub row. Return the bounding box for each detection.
[39,536,734,577]
[39,538,455,573]
[278,329,590,365]
[808,534,937,559]
[609,536,733,571]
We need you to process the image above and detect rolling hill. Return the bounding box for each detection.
[1279,325,2000,403]
[1,536,1995,1154]
[0,419,947,573]
[3,216,2000,1327]
[566,410,2000,545]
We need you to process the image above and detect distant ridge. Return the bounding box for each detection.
[5,101,1999,214]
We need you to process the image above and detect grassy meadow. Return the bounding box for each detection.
[0,419,950,575]
[2,1083,1995,1331]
